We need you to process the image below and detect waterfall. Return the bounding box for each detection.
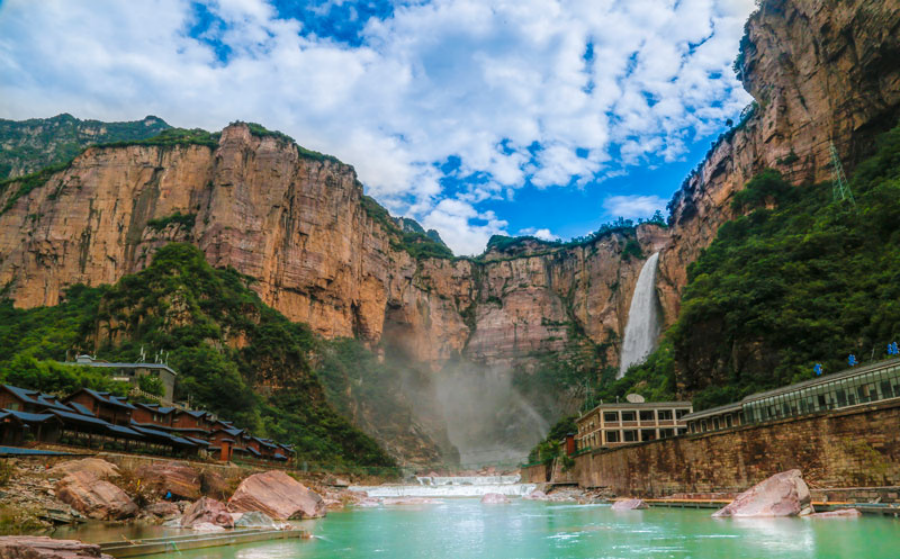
[618,252,661,379]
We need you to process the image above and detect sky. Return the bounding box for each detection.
[0,0,756,255]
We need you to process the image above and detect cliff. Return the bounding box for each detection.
[658,0,899,321]
[0,123,670,376]
[0,0,896,461]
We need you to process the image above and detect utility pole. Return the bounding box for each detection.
[829,142,855,207]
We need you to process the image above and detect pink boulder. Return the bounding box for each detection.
[523,490,548,501]
[228,470,326,520]
[713,470,813,517]
[48,458,120,481]
[611,498,649,511]
[55,471,137,520]
[135,461,201,500]
[480,493,511,504]
[0,536,111,559]
[180,497,234,528]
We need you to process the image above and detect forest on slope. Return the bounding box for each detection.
[0,243,399,470]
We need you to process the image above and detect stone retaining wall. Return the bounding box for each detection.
[522,399,899,497]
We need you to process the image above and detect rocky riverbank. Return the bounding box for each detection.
[0,456,376,537]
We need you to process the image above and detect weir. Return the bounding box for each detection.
[618,252,661,378]
[352,475,536,497]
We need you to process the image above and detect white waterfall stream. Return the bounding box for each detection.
[618,252,662,379]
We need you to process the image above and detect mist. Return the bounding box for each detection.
[407,361,551,467]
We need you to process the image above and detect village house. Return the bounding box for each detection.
[171,409,211,430]
[1,381,295,464]
[63,355,178,403]
[131,403,176,427]
[0,384,71,413]
[64,389,136,426]
[0,409,63,446]
[575,399,692,451]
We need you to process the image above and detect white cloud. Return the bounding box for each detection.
[0,0,756,254]
[602,194,667,220]
[517,227,559,241]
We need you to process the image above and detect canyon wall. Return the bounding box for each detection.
[0,0,896,461]
[658,0,899,319]
[0,123,668,374]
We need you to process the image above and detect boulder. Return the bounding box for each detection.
[199,470,230,500]
[480,493,511,504]
[713,470,813,518]
[234,511,290,530]
[180,497,234,528]
[382,497,443,506]
[135,462,201,500]
[55,471,137,520]
[0,536,111,559]
[190,522,226,533]
[48,459,120,481]
[611,498,648,511]
[523,490,548,501]
[809,508,862,518]
[356,497,381,508]
[228,470,326,520]
[144,502,181,519]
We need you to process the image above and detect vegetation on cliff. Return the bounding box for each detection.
[0,243,395,468]
[674,129,899,409]
[360,194,455,260]
[97,127,220,149]
[484,214,666,259]
[0,114,171,179]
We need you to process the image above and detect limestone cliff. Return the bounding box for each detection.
[0,123,667,376]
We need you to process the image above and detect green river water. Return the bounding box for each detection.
[51,499,899,559]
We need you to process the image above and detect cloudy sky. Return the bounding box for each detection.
[0,0,755,254]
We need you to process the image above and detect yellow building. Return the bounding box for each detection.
[575,399,692,450]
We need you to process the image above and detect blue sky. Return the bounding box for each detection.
[0,0,756,254]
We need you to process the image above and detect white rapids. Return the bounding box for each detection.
[351,474,536,497]
[618,251,662,378]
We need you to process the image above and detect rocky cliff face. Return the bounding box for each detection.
[0,0,895,462]
[658,0,899,321]
[0,123,667,375]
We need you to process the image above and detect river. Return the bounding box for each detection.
[52,499,899,558]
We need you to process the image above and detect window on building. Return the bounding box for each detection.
[713,418,720,430]
[604,411,619,423]
[700,420,707,432]
[640,429,656,442]
[621,411,636,422]
[605,431,620,443]
[639,410,655,421]
[658,410,673,421]
[622,430,637,442]
[675,409,690,419]
[660,428,674,438]
[725,415,733,428]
